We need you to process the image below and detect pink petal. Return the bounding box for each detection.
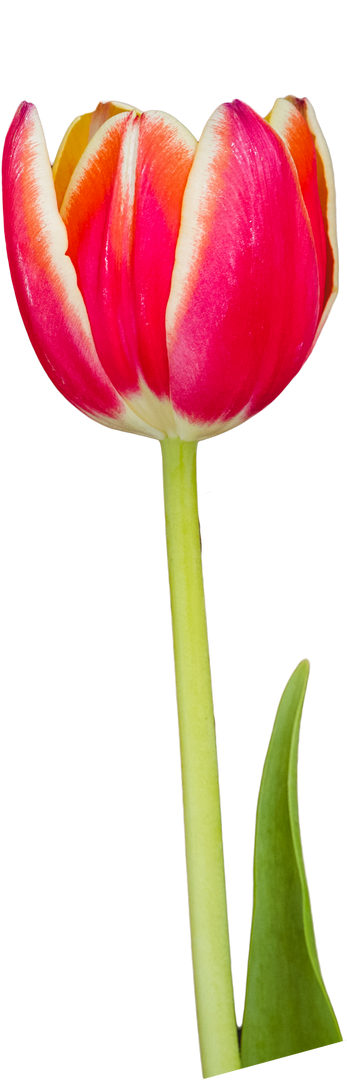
[166,101,320,433]
[2,103,163,438]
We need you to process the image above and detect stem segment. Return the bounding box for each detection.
[161,437,240,1077]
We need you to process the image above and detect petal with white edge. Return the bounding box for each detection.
[2,102,164,439]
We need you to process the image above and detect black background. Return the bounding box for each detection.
[2,12,343,1075]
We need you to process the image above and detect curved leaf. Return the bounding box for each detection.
[241,660,342,1067]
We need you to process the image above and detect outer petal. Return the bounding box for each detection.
[62,110,196,433]
[267,97,327,316]
[2,102,164,438]
[281,93,337,349]
[166,101,320,437]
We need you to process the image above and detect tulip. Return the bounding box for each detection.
[2,96,338,1078]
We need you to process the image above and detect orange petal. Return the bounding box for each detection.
[51,99,141,212]
[264,93,341,349]
[61,109,196,432]
[267,97,326,316]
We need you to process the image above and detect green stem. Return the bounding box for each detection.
[161,437,240,1077]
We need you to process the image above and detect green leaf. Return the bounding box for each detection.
[241,660,342,1067]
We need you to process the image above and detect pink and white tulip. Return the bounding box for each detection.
[2,96,337,441]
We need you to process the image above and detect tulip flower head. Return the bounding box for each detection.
[3,95,337,442]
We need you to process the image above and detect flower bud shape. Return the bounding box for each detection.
[2,96,338,441]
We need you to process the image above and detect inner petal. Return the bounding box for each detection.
[52,99,141,212]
